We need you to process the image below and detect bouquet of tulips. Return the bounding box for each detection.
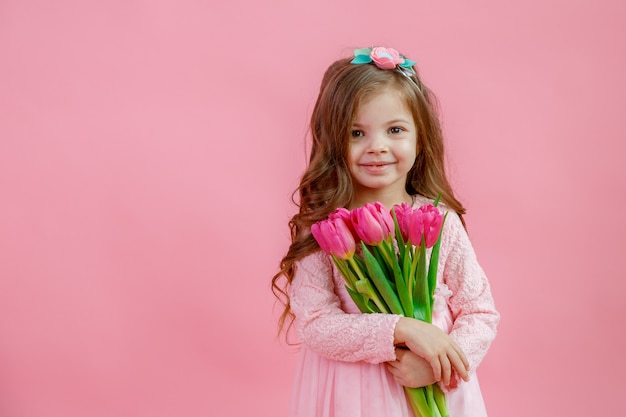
[311,199,449,417]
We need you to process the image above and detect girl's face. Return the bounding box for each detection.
[347,86,417,205]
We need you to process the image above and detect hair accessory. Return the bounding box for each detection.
[351,47,417,77]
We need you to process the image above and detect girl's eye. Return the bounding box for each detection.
[389,127,404,134]
[351,130,364,138]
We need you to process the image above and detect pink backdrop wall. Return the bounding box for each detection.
[1,1,624,416]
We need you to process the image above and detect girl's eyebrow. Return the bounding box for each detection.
[386,118,412,125]
[352,118,412,127]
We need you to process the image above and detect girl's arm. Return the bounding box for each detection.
[441,211,500,373]
[393,316,469,386]
[289,250,401,364]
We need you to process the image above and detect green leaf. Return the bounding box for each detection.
[413,304,427,322]
[401,59,417,67]
[413,241,432,322]
[403,246,412,296]
[379,240,406,311]
[355,278,388,313]
[371,244,393,284]
[346,285,375,313]
[395,266,412,318]
[361,243,404,315]
[427,212,448,299]
[433,192,443,207]
[391,209,407,266]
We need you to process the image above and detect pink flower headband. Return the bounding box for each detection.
[351,47,417,78]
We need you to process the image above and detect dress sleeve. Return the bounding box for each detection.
[441,212,500,372]
[289,250,402,364]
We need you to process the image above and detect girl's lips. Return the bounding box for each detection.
[360,162,395,173]
[361,161,394,166]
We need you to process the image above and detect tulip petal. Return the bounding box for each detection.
[311,222,330,254]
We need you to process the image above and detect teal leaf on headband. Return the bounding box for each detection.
[351,48,373,64]
[400,59,416,68]
[354,47,372,56]
[351,55,372,64]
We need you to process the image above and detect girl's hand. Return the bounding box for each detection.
[393,317,470,386]
[386,348,436,388]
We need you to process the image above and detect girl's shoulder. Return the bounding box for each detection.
[296,248,333,273]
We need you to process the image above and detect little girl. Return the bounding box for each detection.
[272,46,499,417]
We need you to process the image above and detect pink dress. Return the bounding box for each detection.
[288,197,500,417]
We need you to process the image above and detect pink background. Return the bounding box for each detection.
[1,1,624,416]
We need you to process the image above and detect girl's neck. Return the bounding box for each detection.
[349,190,414,211]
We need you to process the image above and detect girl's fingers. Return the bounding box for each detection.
[455,343,470,371]
[440,353,451,386]
[386,360,400,372]
[448,349,470,382]
[429,356,442,381]
[454,343,470,379]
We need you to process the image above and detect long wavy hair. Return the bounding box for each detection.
[272,55,466,338]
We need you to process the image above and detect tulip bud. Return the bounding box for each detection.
[351,202,394,246]
[407,204,444,248]
[391,202,413,242]
[311,217,356,260]
[329,208,358,241]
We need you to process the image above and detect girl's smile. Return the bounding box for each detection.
[359,161,396,173]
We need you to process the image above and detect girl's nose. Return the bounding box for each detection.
[367,136,388,154]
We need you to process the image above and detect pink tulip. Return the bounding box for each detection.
[311,217,356,260]
[391,202,413,242]
[351,202,394,246]
[407,204,444,248]
[329,208,358,241]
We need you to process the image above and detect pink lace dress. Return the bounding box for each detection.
[287,197,500,417]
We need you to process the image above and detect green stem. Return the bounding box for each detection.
[332,256,356,290]
[433,384,449,417]
[348,257,390,313]
[348,256,368,282]
[355,279,389,313]
[408,245,418,296]
[426,385,443,417]
[404,387,430,417]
